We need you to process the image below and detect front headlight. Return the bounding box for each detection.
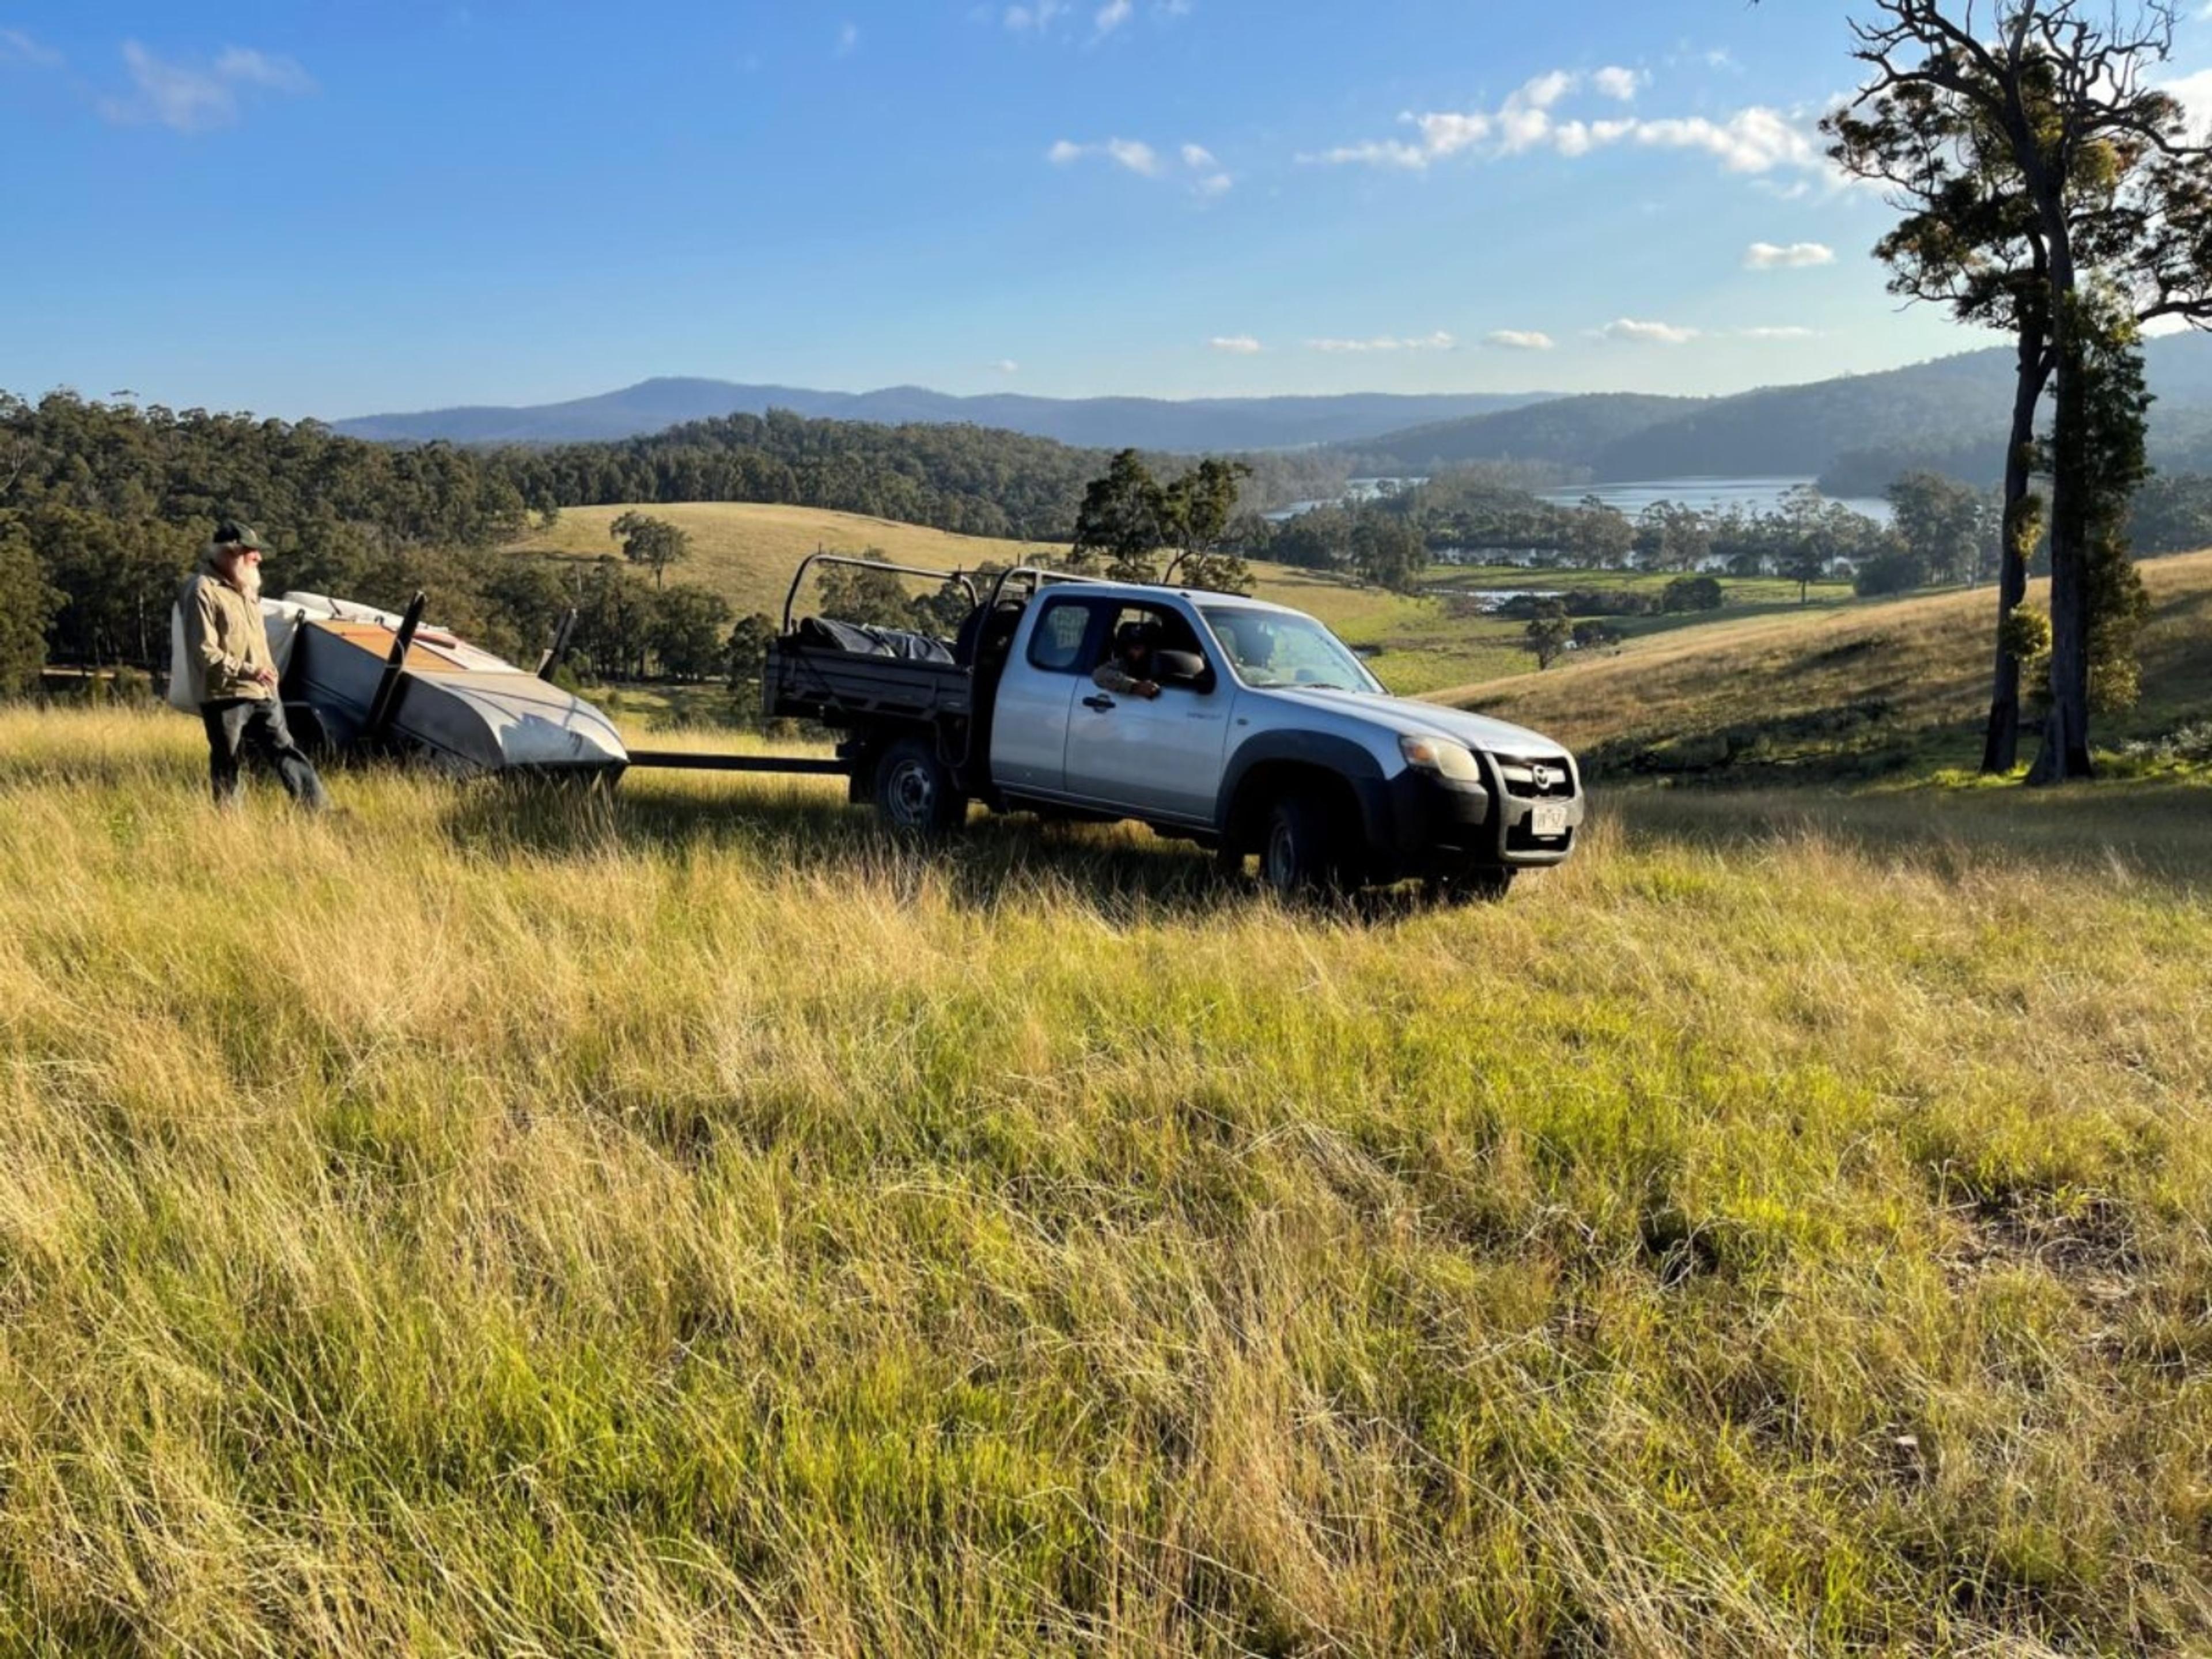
[1400,733,1483,783]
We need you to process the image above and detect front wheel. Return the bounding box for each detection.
[873,737,966,836]
[1259,793,1349,899]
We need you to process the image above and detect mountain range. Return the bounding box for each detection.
[332,332,2212,489]
[1346,332,2212,487]
[332,380,1551,451]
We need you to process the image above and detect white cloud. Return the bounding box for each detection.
[1008,0,1176,33]
[214,47,315,93]
[1180,142,1232,194]
[2159,66,2212,139]
[98,40,316,132]
[835,21,859,55]
[1592,65,1644,101]
[1304,72,1827,188]
[1630,107,1820,175]
[1210,335,1263,353]
[1737,325,1817,339]
[1106,137,1161,174]
[1307,331,1457,353]
[0,28,62,67]
[1308,140,1429,168]
[1050,136,1161,174]
[1053,135,1226,192]
[1601,317,1698,344]
[1484,329,1555,350]
[991,359,1020,373]
[1744,240,1836,269]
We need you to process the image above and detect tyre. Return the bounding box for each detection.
[873,737,965,835]
[1259,792,1348,899]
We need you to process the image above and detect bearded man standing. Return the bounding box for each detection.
[177,521,328,810]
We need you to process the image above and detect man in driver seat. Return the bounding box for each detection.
[1211,612,1276,679]
[1093,619,1162,699]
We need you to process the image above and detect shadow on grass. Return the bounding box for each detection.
[1603,778,2212,893]
[443,775,1241,921]
[438,775,1487,926]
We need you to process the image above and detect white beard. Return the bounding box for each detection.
[234,563,263,604]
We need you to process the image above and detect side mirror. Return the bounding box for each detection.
[1154,649,1212,691]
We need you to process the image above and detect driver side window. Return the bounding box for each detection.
[1091,604,1207,679]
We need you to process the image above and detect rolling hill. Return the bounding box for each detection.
[336,380,1552,451]
[1440,547,2212,778]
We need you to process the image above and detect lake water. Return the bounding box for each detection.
[1270,473,1895,527]
[1265,476,1426,521]
[1534,476,1894,526]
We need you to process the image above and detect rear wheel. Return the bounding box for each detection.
[873,737,965,835]
[1259,793,1348,899]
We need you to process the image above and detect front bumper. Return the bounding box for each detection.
[1372,750,1585,878]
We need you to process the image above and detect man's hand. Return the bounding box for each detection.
[255,665,280,690]
[1135,680,1161,699]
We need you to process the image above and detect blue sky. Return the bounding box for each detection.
[5,1,2210,420]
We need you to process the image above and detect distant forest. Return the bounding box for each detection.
[0,390,1337,687]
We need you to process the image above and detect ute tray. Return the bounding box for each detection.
[765,639,972,725]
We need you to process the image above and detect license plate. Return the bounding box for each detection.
[1530,802,1570,838]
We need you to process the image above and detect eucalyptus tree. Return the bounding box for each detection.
[1832,0,2212,781]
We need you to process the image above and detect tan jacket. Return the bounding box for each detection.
[177,554,275,704]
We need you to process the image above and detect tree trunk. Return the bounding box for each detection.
[2028,300,2094,785]
[1980,326,2051,774]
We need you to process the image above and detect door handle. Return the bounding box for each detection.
[1082,695,1115,711]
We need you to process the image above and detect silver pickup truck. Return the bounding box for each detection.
[766,559,1585,899]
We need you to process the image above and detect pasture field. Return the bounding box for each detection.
[2,706,2210,1655]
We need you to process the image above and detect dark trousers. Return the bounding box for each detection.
[200,698,329,810]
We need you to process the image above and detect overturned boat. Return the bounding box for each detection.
[171,589,628,779]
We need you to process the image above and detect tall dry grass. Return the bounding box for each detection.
[2,707,2210,1655]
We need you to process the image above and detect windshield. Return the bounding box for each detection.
[1200,606,1382,693]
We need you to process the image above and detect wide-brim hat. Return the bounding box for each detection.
[213,520,266,552]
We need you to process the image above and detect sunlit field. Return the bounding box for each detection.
[3,707,2209,1654]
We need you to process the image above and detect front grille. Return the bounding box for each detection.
[1496,756,1576,799]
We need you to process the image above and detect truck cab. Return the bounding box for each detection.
[767,562,1585,899]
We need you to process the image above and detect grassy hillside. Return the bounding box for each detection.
[1443,549,2212,779]
[3,707,2210,1653]
[513,503,1537,696]
[513,502,1056,621]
